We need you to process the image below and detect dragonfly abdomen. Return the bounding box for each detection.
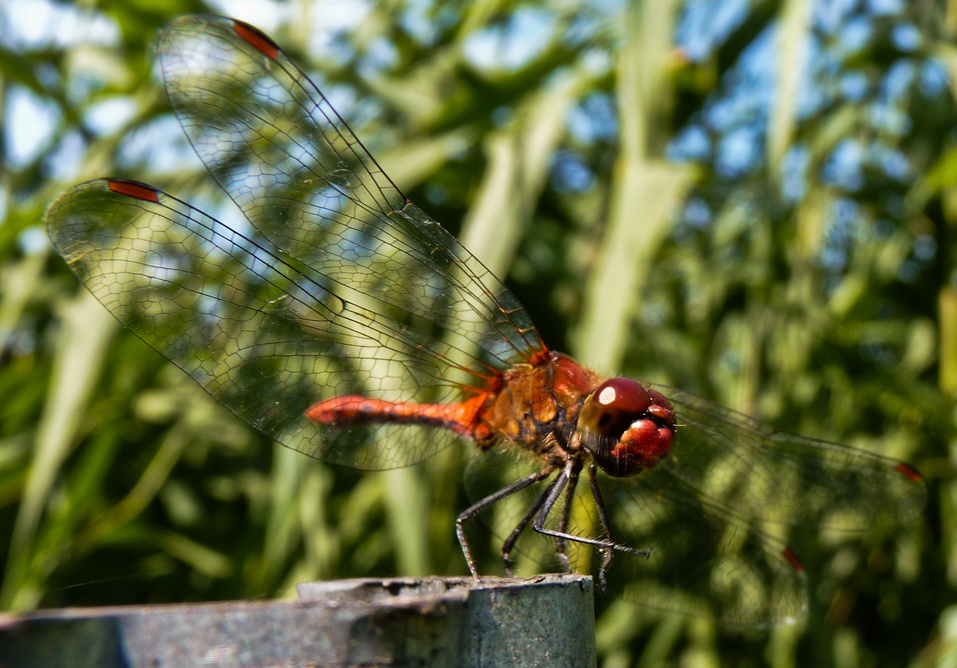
[306,394,489,437]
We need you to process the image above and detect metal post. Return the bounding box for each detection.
[0,574,596,667]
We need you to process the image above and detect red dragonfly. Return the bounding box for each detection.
[46,15,925,625]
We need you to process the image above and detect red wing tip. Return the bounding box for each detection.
[107,179,160,203]
[232,20,280,60]
[782,547,804,573]
[895,462,924,483]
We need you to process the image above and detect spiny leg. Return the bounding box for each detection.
[533,464,650,556]
[588,465,614,593]
[587,464,652,593]
[552,461,582,573]
[499,473,561,576]
[456,465,556,577]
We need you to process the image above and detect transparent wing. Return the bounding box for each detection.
[157,15,542,372]
[597,473,808,626]
[47,179,513,469]
[653,386,926,530]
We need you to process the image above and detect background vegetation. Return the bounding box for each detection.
[1,0,954,664]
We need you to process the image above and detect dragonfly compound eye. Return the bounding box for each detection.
[579,378,676,477]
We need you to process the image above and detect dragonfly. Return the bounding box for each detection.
[46,15,926,625]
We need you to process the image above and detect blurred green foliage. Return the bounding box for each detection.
[1,0,955,665]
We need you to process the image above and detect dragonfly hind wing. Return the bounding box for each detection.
[653,385,926,532]
[594,472,808,625]
[46,179,466,469]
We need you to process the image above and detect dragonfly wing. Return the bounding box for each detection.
[47,179,464,469]
[652,385,926,531]
[597,472,807,625]
[157,15,544,370]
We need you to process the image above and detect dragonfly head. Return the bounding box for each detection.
[578,378,676,477]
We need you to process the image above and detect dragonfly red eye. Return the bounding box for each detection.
[578,378,675,477]
[579,378,651,436]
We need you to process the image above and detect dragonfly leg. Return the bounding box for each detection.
[456,465,556,577]
[533,465,652,561]
[588,464,623,594]
[552,463,583,573]
[499,474,563,576]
